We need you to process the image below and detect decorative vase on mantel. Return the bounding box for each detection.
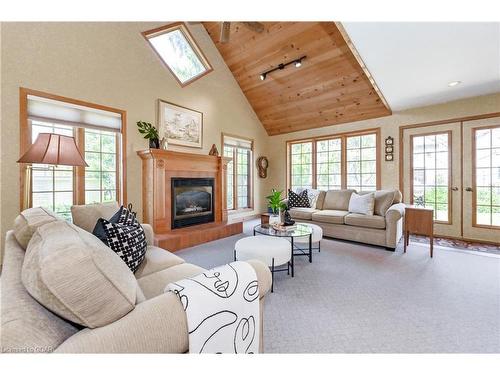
[149,138,160,149]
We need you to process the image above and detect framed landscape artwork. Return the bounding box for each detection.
[158,99,203,148]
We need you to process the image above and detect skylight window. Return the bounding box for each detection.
[143,23,212,86]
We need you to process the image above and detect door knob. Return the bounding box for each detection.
[465,187,473,192]
[451,187,459,191]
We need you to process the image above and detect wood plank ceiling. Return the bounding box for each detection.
[203,22,391,135]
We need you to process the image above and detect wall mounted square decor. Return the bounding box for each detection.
[158,99,203,148]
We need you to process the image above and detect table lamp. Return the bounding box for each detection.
[17,133,88,209]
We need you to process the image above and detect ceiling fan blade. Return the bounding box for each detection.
[220,22,231,43]
[241,22,264,33]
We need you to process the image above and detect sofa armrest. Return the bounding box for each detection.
[141,223,154,246]
[386,203,406,223]
[245,259,272,298]
[385,203,406,248]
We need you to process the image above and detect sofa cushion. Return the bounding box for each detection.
[71,201,120,233]
[348,192,375,215]
[374,190,397,216]
[359,190,399,216]
[134,246,185,279]
[393,190,403,204]
[137,263,205,300]
[344,213,386,229]
[13,207,60,250]
[311,210,349,224]
[289,207,318,220]
[322,190,356,211]
[22,220,137,328]
[315,191,327,209]
[1,231,79,353]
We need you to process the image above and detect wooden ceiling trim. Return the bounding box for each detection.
[203,22,391,135]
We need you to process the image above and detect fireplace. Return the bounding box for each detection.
[171,177,215,229]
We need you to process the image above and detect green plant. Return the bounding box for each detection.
[266,188,287,214]
[136,121,159,141]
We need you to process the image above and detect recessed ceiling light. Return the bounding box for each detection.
[448,81,462,87]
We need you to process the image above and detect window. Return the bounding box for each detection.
[316,139,341,190]
[410,132,450,222]
[223,135,253,211]
[290,142,313,191]
[288,130,380,193]
[474,127,500,227]
[84,129,118,204]
[346,133,377,191]
[21,89,126,217]
[143,23,212,86]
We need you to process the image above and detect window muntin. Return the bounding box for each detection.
[290,142,313,191]
[346,134,377,191]
[223,135,253,211]
[411,133,450,222]
[143,23,212,85]
[288,131,379,193]
[474,127,500,227]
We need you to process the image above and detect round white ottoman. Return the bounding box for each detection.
[294,223,323,252]
[234,236,291,292]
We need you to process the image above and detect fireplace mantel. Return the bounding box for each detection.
[137,149,240,250]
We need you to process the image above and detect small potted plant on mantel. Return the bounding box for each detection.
[136,121,160,149]
[266,188,287,225]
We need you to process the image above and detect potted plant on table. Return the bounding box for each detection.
[136,121,160,149]
[266,189,287,225]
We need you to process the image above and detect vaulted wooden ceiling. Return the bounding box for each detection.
[203,22,391,135]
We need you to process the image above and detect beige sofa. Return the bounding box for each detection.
[1,203,271,353]
[289,189,405,249]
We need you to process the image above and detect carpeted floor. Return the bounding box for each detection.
[176,219,500,353]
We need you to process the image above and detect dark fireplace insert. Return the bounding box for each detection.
[171,177,214,229]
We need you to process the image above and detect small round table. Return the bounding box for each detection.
[253,223,314,277]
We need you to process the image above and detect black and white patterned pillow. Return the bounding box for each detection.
[93,218,147,273]
[288,189,310,208]
[110,204,139,227]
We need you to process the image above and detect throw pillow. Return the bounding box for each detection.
[348,192,375,215]
[110,204,139,227]
[288,189,310,208]
[297,188,321,208]
[93,218,147,273]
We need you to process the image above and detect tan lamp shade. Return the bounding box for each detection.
[17,133,88,167]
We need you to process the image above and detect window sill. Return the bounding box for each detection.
[228,208,253,215]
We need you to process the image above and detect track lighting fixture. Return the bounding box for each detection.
[259,55,306,81]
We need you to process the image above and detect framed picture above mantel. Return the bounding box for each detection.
[158,99,203,148]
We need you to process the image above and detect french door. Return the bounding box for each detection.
[462,117,500,242]
[402,123,462,238]
[403,117,500,243]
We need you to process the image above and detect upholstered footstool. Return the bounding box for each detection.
[234,236,291,292]
[294,222,323,253]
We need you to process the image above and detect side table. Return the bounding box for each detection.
[404,206,434,257]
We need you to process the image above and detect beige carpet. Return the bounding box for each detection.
[176,220,500,353]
